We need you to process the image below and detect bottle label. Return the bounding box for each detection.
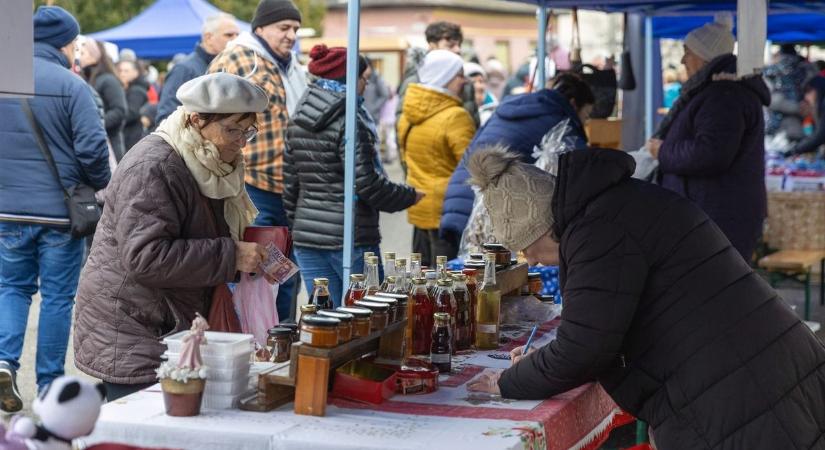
[477,323,498,334]
[300,330,313,344]
[430,353,451,364]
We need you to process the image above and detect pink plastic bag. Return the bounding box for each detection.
[232,273,279,347]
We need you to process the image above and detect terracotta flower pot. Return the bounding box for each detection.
[161,378,206,417]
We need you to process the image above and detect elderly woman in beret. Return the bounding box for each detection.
[73,73,270,400]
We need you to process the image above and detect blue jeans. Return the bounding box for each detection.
[0,223,83,390]
[246,184,297,321]
[294,245,381,308]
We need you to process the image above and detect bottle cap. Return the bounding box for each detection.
[350,274,365,282]
[367,256,379,264]
[383,252,396,260]
[313,277,329,286]
[410,253,422,262]
[484,252,497,262]
[436,256,447,264]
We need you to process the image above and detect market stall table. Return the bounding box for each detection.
[81,301,632,450]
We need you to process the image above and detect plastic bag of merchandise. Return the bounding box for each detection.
[233,273,279,348]
[628,145,659,182]
[458,186,498,260]
[532,118,577,175]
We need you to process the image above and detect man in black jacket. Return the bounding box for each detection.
[155,13,239,124]
[466,146,825,449]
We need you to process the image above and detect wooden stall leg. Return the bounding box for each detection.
[294,354,330,416]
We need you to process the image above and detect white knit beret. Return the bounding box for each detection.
[176,72,269,114]
[685,22,735,62]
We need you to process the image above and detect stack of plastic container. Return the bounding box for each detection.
[163,331,253,409]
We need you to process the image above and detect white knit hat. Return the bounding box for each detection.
[685,22,735,62]
[177,72,269,114]
[418,50,464,89]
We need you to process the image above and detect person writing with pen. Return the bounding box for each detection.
[465,145,825,449]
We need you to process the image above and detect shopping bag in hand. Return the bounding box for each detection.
[232,273,279,347]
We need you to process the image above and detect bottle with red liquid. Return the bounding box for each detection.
[430,312,452,373]
[409,253,422,292]
[411,277,434,355]
[451,273,472,351]
[364,255,381,295]
[462,268,479,344]
[344,274,366,306]
[310,278,333,310]
[434,279,457,352]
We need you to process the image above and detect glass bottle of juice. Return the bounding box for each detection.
[475,253,501,350]
[411,277,433,355]
[424,270,438,298]
[409,253,422,281]
[380,252,397,291]
[435,255,448,281]
[344,274,366,306]
[434,278,457,352]
[462,268,479,344]
[310,278,333,310]
[430,312,452,373]
[364,255,381,295]
[382,276,398,294]
[451,273,472,351]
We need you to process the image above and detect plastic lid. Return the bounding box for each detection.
[469,253,484,260]
[318,310,354,322]
[354,300,390,311]
[384,252,396,260]
[528,272,542,279]
[396,258,407,265]
[436,256,447,264]
[279,322,299,332]
[375,292,408,301]
[365,296,397,307]
[268,327,293,336]
[301,315,340,327]
[385,276,397,284]
[433,312,450,322]
[483,243,506,251]
[451,273,467,281]
[336,306,372,318]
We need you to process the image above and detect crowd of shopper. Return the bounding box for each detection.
[1,3,824,447]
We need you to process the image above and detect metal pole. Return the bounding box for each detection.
[644,14,654,139]
[537,1,548,89]
[342,0,361,294]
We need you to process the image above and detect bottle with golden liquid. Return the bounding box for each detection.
[364,255,381,295]
[474,253,501,350]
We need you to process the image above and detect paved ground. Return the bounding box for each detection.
[9,160,825,447]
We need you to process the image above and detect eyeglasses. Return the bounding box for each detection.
[221,123,258,143]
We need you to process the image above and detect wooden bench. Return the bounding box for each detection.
[759,250,825,325]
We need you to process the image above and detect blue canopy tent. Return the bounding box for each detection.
[653,13,825,41]
[89,0,250,60]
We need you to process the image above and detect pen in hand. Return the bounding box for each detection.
[522,325,539,356]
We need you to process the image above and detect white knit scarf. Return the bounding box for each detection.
[153,107,258,241]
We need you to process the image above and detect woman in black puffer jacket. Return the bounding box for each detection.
[285,45,421,306]
[466,147,825,449]
[79,38,127,161]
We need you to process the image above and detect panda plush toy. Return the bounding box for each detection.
[0,376,106,450]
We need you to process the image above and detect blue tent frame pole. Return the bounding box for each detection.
[644,14,654,139]
[342,0,361,295]
[537,1,548,88]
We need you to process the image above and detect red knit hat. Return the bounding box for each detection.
[308,45,347,80]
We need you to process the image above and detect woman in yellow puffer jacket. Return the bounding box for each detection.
[397,49,477,266]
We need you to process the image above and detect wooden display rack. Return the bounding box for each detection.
[239,319,407,416]
[496,262,528,295]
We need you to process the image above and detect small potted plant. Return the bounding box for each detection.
[157,314,209,417]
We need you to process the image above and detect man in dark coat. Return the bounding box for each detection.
[647,22,769,262]
[466,146,825,449]
[155,13,239,124]
[439,73,593,245]
[0,6,110,412]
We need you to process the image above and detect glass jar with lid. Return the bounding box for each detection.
[354,300,390,332]
[318,310,354,343]
[266,327,293,363]
[364,295,398,323]
[336,306,372,338]
[299,315,340,348]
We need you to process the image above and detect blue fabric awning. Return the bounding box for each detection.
[89,0,250,60]
[653,13,825,42]
[503,0,825,14]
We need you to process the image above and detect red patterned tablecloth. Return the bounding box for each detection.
[331,318,630,450]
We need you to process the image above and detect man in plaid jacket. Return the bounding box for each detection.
[209,0,308,320]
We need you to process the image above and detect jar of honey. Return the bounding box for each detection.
[364,295,398,323]
[354,300,390,332]
[299,315,340,348]
[318,310,354,343]
[528,272,543,296]
[336,306,372,338]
